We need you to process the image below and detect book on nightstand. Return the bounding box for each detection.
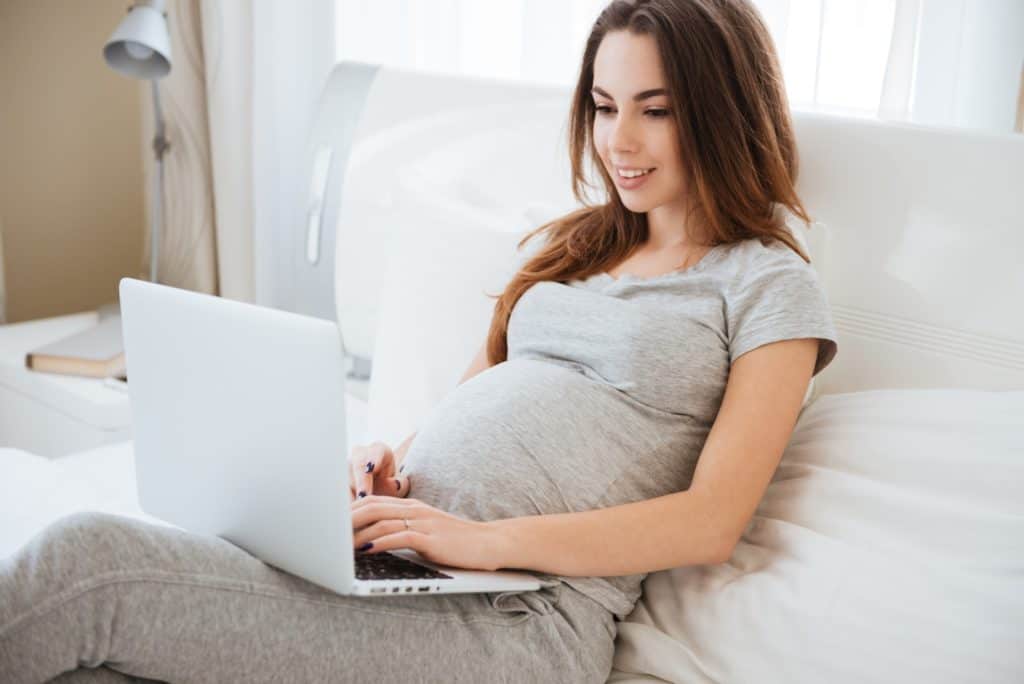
[25,314,128,380]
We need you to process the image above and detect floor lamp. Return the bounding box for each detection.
[103,0,174,293]
[14,1,173,383]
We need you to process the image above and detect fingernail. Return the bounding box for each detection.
[399,464,405,473]
[395,478,401,491]
[357,542,373,552]
[358,491,366,498]
[365,462,375,473]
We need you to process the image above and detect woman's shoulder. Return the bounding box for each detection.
[718,235,811,272]
[713,235,822,300]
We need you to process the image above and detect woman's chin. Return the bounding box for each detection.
[618,195,654,213]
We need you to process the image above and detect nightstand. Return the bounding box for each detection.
[0,312,132,458]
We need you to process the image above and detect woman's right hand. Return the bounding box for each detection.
[348,441,410,502]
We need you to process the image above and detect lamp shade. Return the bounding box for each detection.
[103,0,172,80]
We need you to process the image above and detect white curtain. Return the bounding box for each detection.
[880,0,1024,132]
[140,0,217,297]
[334,0,1024,133]
[140,0,254,303]
[198,1,255,304]
[144,0,334,308]
[334,0,609,87]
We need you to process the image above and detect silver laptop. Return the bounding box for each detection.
[118,277,541,597]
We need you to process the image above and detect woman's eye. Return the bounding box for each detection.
[594,105,669,118]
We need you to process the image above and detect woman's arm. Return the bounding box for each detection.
[491,488,726,573]
[488,337,819,576]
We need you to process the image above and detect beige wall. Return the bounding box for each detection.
[0,0,145,323]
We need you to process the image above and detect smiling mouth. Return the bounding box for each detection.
[616,167,656,178]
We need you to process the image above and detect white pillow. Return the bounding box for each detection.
[364,223,532,448]
[611,388,1024,684]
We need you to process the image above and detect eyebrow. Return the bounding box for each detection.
[590,86,668,101]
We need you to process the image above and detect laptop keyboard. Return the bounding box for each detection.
[355,551,455,581]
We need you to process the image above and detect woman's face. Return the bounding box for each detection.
[591,31,687,215]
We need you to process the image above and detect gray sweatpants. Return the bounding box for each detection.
[0,512,617,683]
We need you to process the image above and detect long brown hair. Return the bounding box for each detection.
[486,0,813,365]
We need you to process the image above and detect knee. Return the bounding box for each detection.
[30,511,144,577]
[49,510,123,531]
[46,511,133,546]
[0,513,159,637]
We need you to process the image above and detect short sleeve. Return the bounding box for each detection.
[726,254,839,377]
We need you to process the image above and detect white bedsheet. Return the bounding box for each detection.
[0,442,167,558]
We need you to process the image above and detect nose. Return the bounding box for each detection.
[608,113,640,154]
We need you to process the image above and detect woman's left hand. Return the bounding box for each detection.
[351,495,507,572]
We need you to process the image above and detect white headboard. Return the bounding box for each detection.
[789,115,1024,393]
[301,61,1024,394]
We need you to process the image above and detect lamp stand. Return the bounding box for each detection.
[97,80,169,322]
[150,79,169,283]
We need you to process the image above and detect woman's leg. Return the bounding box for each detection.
[0,511,615,684]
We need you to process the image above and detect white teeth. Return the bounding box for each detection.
[618,168,654,178]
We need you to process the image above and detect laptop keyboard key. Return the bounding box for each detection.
[354,551,455,581]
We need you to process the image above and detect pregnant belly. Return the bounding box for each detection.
[401,358,662,522]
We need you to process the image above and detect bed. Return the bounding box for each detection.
[2,61,1022,683]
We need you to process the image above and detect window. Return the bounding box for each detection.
[334,0,1024,132]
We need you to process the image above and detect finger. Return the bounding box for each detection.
[357,453,376,498]
[351,494,420,512]
[376,473,410,498]
[351,496,418,518]
[351,444,380,498]
[351,498,417,530]
[358,443,394,498]
[350,446,368,499]
[394,474,410,497]
[351,469,369,500]
[349,475,405,502]
[357,527,430,555]
[353,518,407,549]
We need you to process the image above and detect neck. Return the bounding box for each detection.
[645,202,708,249]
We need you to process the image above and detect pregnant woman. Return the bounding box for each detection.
[1,0,838,682]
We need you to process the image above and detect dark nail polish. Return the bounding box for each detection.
[399,464,405,473]
[395,479,401,491]
[357,542,373,552]
[358,491,366,498]
[365,462,375,473]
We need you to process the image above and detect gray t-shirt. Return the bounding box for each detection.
[403,236,839,620]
